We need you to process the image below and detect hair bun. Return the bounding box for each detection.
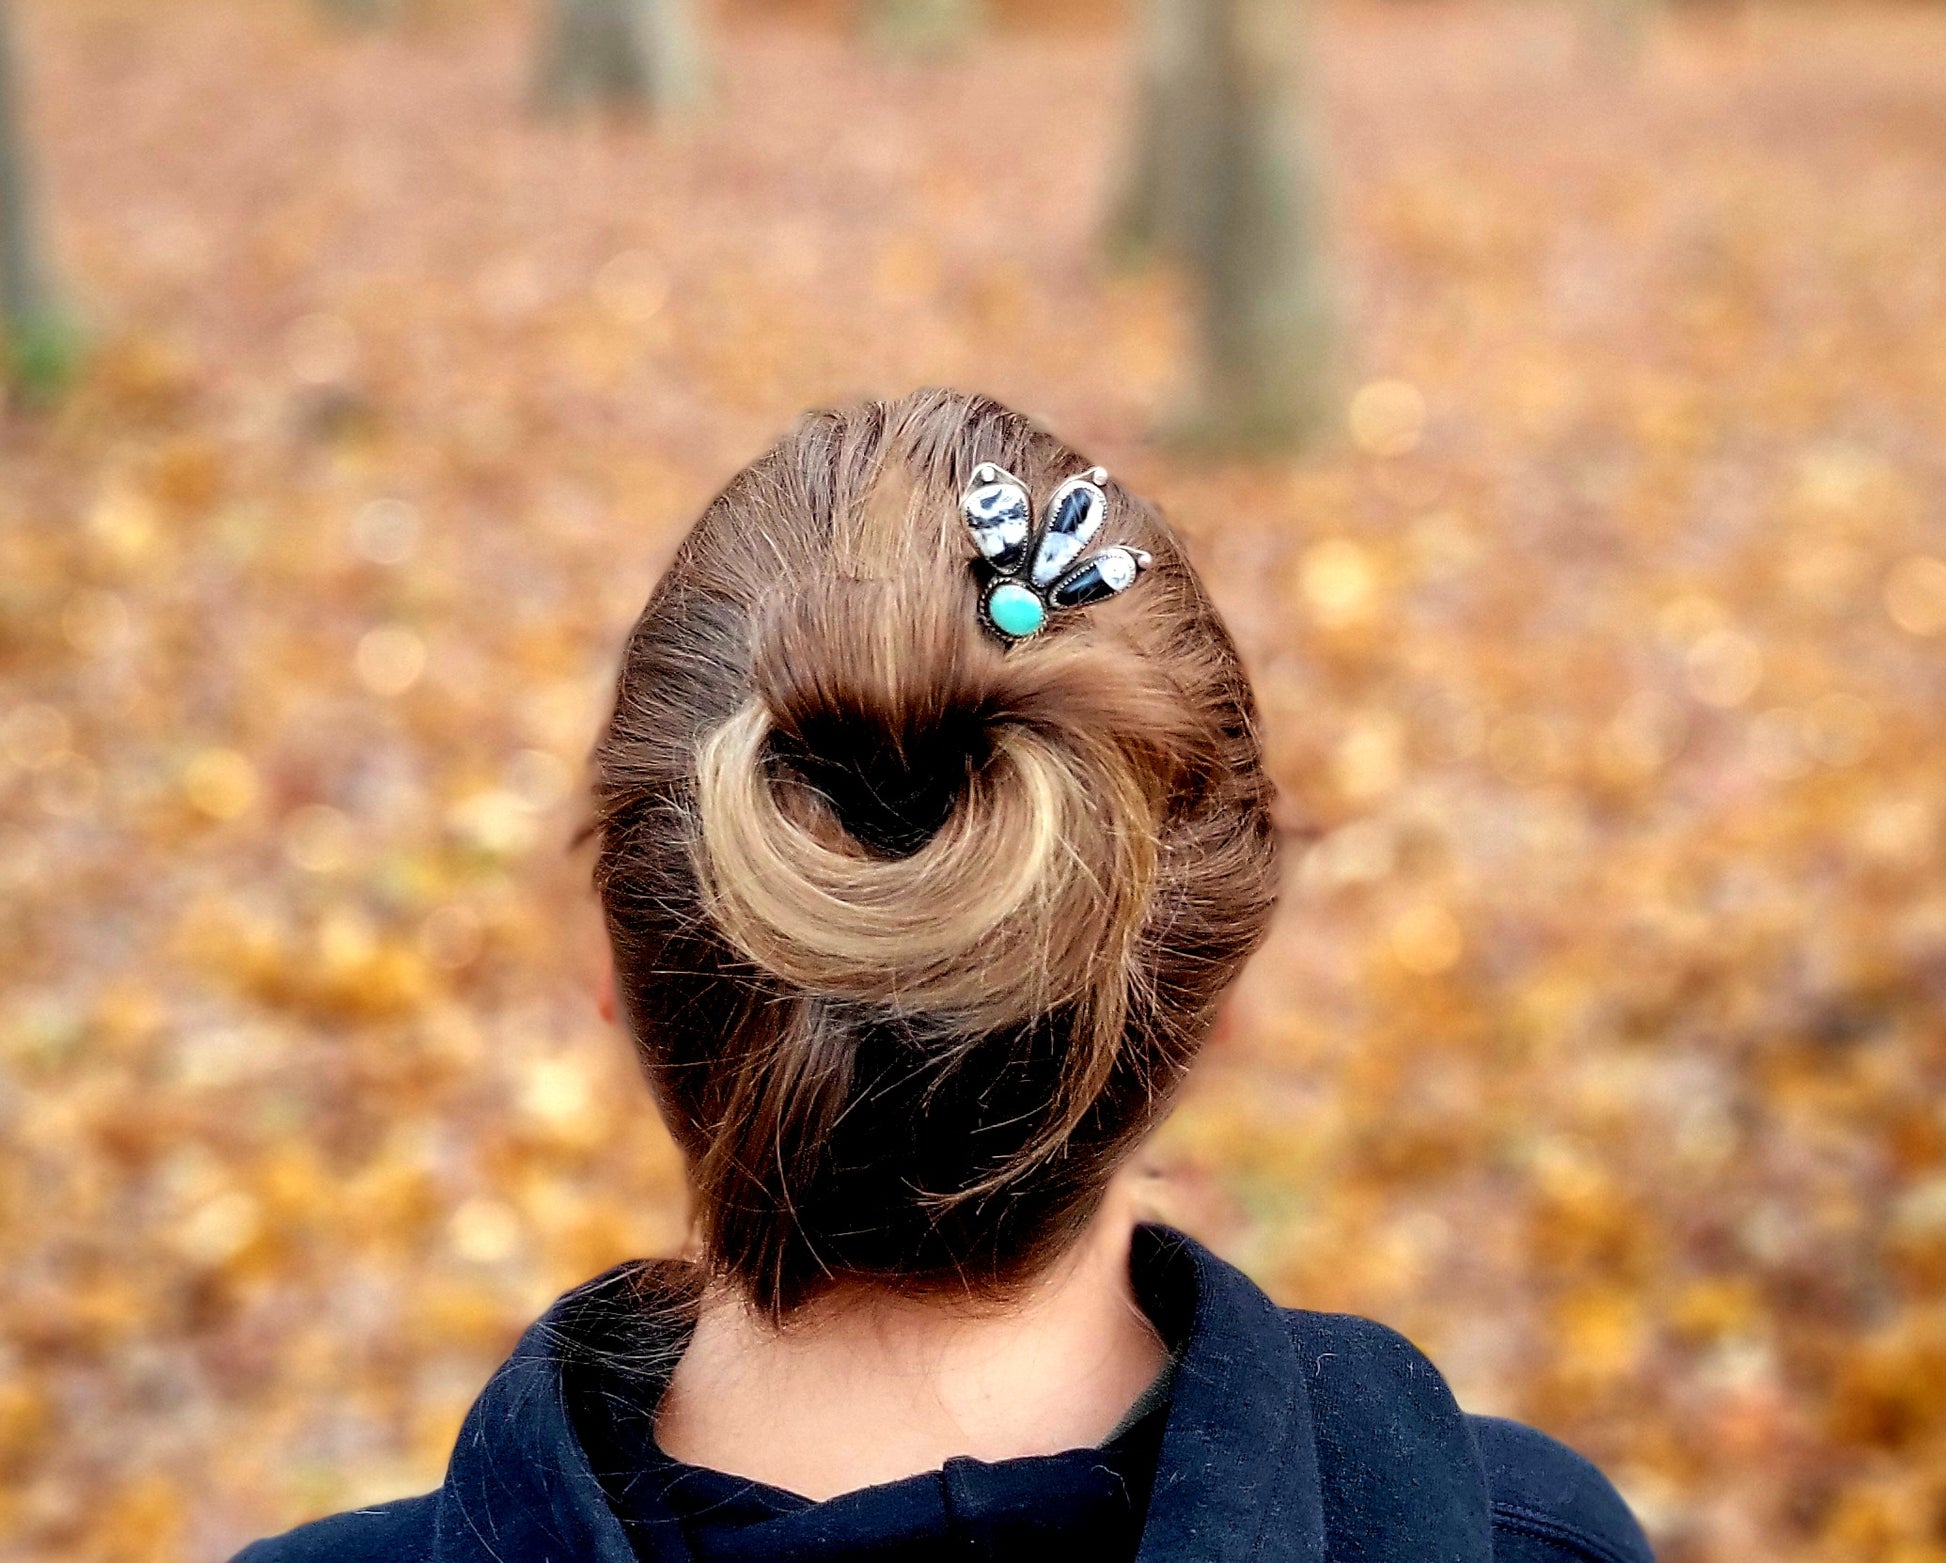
[756,579,1000,858]
[694,570,1199,1040]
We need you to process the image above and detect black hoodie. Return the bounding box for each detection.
[233,1226,1654,1563]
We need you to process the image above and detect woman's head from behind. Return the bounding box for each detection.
[591,389,1277,1320]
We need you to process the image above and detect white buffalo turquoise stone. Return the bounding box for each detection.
[962,464,1032,571]
[1031,479,1105,586]
[1096,548,1138,591]
[986,582,1046,639]
[1049,546,1146,609]
[964,483,1030,561]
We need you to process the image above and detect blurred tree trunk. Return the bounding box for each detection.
[536,0,704,114]
[1191,0,1334,446]
[0,0,73,401]
[864,0,983,58]
[1107,0,1216,262]
[1113,0,1334,449]
[315,0,396,27]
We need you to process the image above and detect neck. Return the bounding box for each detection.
[654,1180,1165,1500]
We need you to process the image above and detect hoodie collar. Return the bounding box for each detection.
[1122,1225,1326,1563]
[427,1225,1483,1563]
[431,1259,650,1563]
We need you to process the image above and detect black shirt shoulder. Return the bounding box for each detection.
[228,1490,437,1563]
[1470,1415,1654,1563]
[1285,1310,1652,1563]
[1286,1309,1494,1563]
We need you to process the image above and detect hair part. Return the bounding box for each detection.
[590,389,1278,1320]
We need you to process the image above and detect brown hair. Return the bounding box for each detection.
[590,389,1277,1319]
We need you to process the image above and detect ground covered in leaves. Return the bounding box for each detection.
[3,0,1945,1558]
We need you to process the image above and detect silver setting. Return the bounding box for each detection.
[959,463,1152,643]
[961,462,1033,571]
[1049,546,1153,609]
[1030,467,1108,586]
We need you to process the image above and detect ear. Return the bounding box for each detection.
[596,956,618,1026]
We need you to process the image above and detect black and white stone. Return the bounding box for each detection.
[961,462,1033,574]
[1049,546,1151,609]
[1030,469,1108,587]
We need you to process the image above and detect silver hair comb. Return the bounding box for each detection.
[960,463,1153,643]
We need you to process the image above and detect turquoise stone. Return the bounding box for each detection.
[987,582,1046,639]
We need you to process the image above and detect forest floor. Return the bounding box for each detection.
[3,1,1945,1559]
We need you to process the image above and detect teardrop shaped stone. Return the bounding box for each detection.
[962,469,1032,573]
[1031,478,1105,586]
[1049,546,1144,609]
[986,582,1046,639]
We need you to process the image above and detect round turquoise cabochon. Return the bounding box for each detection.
[987,582,1046,639]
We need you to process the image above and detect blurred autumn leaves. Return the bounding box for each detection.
[2,1,1946,1562]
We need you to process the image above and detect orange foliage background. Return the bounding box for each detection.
[3,1,1945,1559]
